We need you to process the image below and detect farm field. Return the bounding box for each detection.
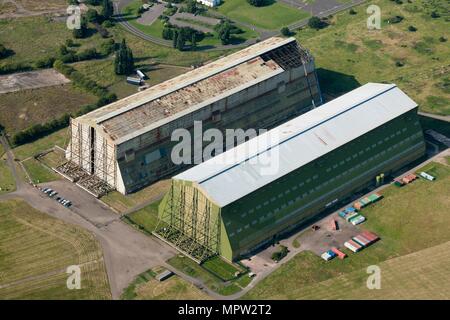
[122,268,210,300]
[217,0,310,30]
[297,0,450,115]
[0,143,15,194]
[244,161,450,299]
[0,85,97,134]
[0,199,111,299]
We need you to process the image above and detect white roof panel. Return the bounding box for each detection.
[175,83,418,206]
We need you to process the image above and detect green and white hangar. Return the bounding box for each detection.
[155,83,426,262]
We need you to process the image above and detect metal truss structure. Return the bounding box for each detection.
[154,184,220,263]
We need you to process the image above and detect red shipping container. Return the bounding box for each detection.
[361,231,379,242]
[331,247,347,259]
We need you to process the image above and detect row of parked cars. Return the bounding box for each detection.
[39,187,72,208]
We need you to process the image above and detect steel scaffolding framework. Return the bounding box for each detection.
[154,184,220,263]
[56,119,116,197]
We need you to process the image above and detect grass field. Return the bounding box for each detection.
[216,0,310,30]
[72,59,189,99]
[168,254,252,296]
[0,0,67,13]
[0,199,111,299]
[13,128,68,161]
[296,0,450,115]
[243,161,450,299]
[278,240,450,299]
[0,144,15,194]
[121,267,210,300]
[124,200,161,233]
[0,13,226,68]
[101,179,170,213]
[202,256,243,281]
[0,85,97,134]
[22,158,60,184]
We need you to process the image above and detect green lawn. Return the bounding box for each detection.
[244,161,450,299]
[13,128,68,161]
[0,144,15,194]
[168,254,247,296]
[217,0,310,30]
[0,199,111,299]
[296,0,450,115]
[22,158,60,184]
[124,200,161,233]
[202,256,243,281]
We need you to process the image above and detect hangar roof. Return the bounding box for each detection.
[76,37,310,144]
[175,83,418,207]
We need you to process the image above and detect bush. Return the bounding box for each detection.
[12,114,70,146]
[280,27,291,37]
[271,246,289,262]
[431,11,440,18]
[388,15,404,24]
[349,8,357,15]
[395,60,405,67]
[439,36,447,42]
[99,39,116,56]
[247,0,265,7]
[408,25,417,32]
[0,44,8,58]
[34,57,56,69]
[308,16,326,30]
[0,62,32,75]
[77,48,98,61]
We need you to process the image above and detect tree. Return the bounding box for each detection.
[101,0,114,20]
[247,0,264,7]
[176,33,185,51]
[280,27,290,37]
[114,39,134,75]
[217,21,232,45]
[308,16,324,30]
[172,30,179,48]
[0,44,8,58]
[73,17,88,38]
[86,8,99,23]
[191,32,197,49]
[185,0,197,14]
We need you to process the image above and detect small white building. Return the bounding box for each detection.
[196,0,220,7]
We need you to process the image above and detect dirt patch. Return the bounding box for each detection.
[0,69,70,94]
